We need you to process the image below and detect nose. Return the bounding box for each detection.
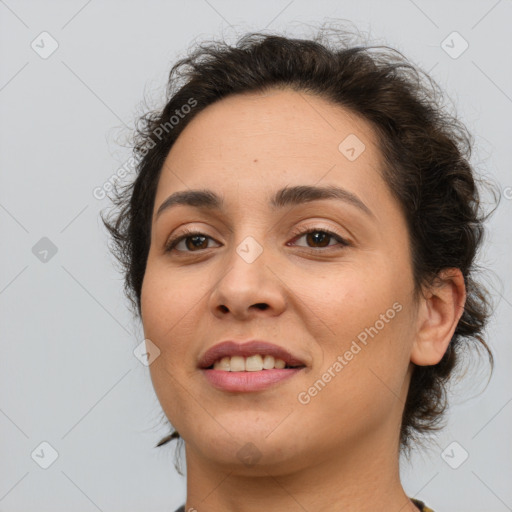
[208,245,287,320]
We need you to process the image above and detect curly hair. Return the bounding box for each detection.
[101,25,495,456]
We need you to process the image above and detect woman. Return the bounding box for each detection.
[103,27,493,512]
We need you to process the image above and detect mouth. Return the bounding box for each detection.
[198,340,307,392]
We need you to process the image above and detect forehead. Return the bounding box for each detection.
[155,88,387,208]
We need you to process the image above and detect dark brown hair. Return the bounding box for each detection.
[102,25,495,457]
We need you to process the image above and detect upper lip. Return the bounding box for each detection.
[198,340,307,369]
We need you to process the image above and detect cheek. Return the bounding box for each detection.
[140,263,205,428]
[288,260,403,341]
[293,287,413,446]
[288,260,414,390]
[139,261,212,412]
[141,261,204,340]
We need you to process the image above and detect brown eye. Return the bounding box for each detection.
[183,235,209,251]
[291,229,348,250]
[305,231,331,247]
[165,231,220,253]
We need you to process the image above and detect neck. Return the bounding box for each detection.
[182,425,418,512]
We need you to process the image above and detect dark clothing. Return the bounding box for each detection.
[412,498,435,511]
[173,497,434,511]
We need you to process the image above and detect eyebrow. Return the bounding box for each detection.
[155,184,374,220]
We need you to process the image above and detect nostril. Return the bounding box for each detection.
[253,303,269,310]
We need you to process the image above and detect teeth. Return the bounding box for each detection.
[263,354,276,370]
[212,354,289,371]
[230,355,245,372]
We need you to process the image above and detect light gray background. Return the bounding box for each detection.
[1,1,511,511]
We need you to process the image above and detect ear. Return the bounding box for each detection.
[410,268,466,366]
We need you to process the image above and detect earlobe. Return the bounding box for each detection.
[410,268,466,366]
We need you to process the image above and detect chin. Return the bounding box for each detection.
[186,424,308,475]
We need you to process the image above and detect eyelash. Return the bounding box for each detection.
[164,226,350,254]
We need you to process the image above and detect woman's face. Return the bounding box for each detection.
[141,88,420,473]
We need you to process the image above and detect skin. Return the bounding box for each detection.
[140,88,466,512]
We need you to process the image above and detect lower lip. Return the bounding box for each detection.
[200,368,304,392]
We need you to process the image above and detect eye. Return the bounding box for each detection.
[164,227,349,254]
[288,227,349,250]
[164,229,221,253]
